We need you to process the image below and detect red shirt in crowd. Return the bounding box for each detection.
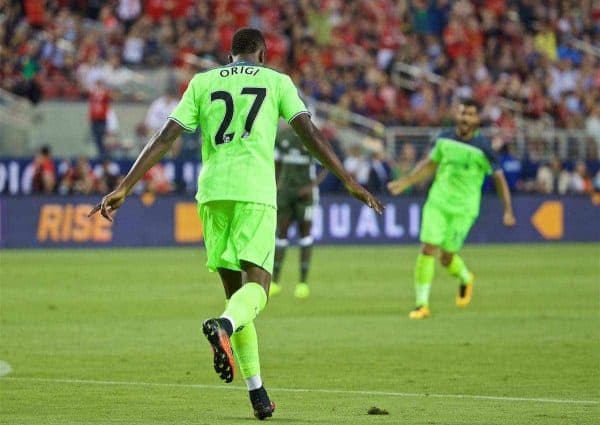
[146,0,194,22]
[24,0,45,26]
[32,156,56,193]
[89,86,111,121]
[443,22,469,60]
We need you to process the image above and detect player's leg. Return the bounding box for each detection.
[219,264,270,339]
[271,211,291,296]
[232,258,274,418]
[218,269,265,413]
[440,250,474,307]
[214,266,273,419]
[410,203,447,319]
[295,203,314,299]
[218,202,276,331]
[204,202,276,418]
[272,193,292,296]
[198,202,239,383]
[440,215,477,307]
[409,243,437,319]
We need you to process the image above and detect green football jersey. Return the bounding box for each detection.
[169,60,309,207]
[275,127,315,190]
[427,128,499,217]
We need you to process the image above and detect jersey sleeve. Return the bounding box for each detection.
[169,75,201,131]
[278,75,310,123]
[482,138,500,174]
[429,138,442,163]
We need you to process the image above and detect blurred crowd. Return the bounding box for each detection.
[32,145,174,195]
[2,0,599,128]
[31,136,600,197]
[4,0,600,197]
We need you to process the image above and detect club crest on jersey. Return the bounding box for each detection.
[220,66,260,77]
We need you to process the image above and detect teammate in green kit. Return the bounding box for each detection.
[89,28,383,420]
[270,126,328,299]
[388,99,515,319]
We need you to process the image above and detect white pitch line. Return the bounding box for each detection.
[1,376,598,406]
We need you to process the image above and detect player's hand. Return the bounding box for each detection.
[503,210,516,227]
[387,178,411,196]
[345,181,384,215]
[88,187,127,222]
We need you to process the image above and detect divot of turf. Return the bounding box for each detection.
[367,406,389,415]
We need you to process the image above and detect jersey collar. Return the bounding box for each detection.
[228,60,258,67]
[454,127,480,143]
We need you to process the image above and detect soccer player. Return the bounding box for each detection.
[270,125,328,299]
[387,99,515,319]
[89,28,383,419]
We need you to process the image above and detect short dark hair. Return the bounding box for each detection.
[459,98,481,111]
[231,28,266,55]
[40,145,51,156]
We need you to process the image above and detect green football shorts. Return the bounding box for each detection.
[419,202,477,252]
[198,201,276,274]
[277,189,315,223]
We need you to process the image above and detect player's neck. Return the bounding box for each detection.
[456,127,476,140]
[230,55,261,65]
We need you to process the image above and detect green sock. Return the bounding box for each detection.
[231,321,261,379]
[222,282,267,331]
[446,254,471,284]
[414,253,435,307]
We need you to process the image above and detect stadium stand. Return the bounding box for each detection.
[0,0,598,195]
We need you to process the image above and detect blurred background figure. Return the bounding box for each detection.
[140,84,181,156]
[59,157,97,195]
[95,159,123,193]
[88,79,112,159]
[140,164,174,195]
[367,149,393,194]
[569,161,593,195]
[31,146,56,194]
[343,145,370,186]
[536,156,570,195]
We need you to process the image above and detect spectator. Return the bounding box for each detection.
[143,87,179,136]
[499,144,523,192]
[367,149,393,194]
[585,104,600,156]
[594,170,600,193]
[343,145,370,185]
[536,157,570,195]
[141,164,174,194]
[392,142,417,180]
[96,160,122,193]
[117,0,142,33]
[122,20,146,65]
[31,146,56,193]
[102,54,136,92]
[77,52,105,93]
[569,161,593,195]
[88,79,112,158]
[59,157,97,195]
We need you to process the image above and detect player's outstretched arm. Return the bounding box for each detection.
[88,119,184,221]
[387,158,437,195]
[493,170,516,227]
[290,113,383,214]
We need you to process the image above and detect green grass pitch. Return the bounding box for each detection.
[1,244,598,424]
